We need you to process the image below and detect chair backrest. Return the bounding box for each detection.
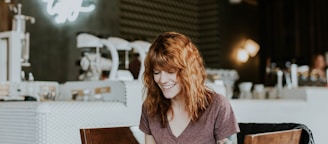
[80,127,139,144]
[130,40,151,80]
[244,129,302,144]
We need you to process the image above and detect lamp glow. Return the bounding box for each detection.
[244,39,260,57]
[237,49,249,63]
[43,0,95,24]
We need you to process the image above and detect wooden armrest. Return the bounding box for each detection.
[80,127,139,144]
[244,129,302,144]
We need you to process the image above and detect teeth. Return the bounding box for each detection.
[162,84,175,89]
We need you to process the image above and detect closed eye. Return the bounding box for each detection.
[153,70,160,75]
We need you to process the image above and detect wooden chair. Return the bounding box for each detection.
[244,129,302,144]
[80,127,139,144]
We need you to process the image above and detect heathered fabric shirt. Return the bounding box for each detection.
[139,93,240,144]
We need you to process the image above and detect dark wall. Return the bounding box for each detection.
[260,0,328,66]
[4,0,326,87]
[5,0,261,84]
[219,1,261,84]
[259,0,328,85]
[20,0,120,83]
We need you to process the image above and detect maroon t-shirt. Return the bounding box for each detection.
[139,93,240,144]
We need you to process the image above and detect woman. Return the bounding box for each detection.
[310,54,326,81]
[139,32,240,144]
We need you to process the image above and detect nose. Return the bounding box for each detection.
[158,72,169,83]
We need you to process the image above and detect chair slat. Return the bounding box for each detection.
[244,129,302,144]
[80,127,139,144]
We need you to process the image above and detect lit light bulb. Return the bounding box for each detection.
[237,49,249,63]
[244,39,260,57]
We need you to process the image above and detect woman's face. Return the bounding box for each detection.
[153,69,181,99]
[314,55,326,69]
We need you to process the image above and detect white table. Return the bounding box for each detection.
[231,87,328,144]
[0,81,143,144]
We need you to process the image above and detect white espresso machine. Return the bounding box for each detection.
[0,2,35,82]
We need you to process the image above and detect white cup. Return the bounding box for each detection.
[253,84,265,99]
[238,82,253,99]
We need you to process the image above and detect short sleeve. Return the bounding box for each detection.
[214,95,240,140]
[139,104,152,135]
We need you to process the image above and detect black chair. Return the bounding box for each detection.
[237,123,315,144]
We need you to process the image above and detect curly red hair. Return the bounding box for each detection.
[143,32,214,127]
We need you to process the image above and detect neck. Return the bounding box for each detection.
[171,95,185,110]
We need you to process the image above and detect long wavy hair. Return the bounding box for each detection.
[143,32,214,127]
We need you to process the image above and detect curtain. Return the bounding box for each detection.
[259,0,328,85]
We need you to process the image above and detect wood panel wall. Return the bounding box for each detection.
[0,1,14,32]
[120,0,223,68]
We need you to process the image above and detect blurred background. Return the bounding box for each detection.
[0,0,327,85]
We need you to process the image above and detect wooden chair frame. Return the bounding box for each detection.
[244,129,302,144]
[80,127,139,144]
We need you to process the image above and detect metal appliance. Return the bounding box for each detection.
[0,2,35,82]
[76,33,112,81]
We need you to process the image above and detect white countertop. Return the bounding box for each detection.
[0,86,326,144]
[231,87,328,144]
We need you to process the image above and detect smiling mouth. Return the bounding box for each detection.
[162,84,176,90]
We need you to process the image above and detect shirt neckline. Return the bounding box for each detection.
[167,119,192,140]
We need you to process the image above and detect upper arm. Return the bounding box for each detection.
[145,134,156,144]
[217,133,238,144]
[214,95,240,140]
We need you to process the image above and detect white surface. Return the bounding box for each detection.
[0,39,7,81]
[206,82,226,97]
[0,31,22,82]
[115,70,134,81]
[130,40,151,80]
[58,80,126,101]
[100,39,119,80]
[107,37,132,51]
[107,37,132,71]
[0,80,143,144]
[130,126,144,144]
[76,33,102,48]
[2,82,326,143]
[231,87,328,144]
[0,81,59,101]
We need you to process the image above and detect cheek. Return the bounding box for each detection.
[153,75,160,83]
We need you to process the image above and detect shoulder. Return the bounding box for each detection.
[211,93,230,107]
[208,92,235,117]
[203,92,231,116]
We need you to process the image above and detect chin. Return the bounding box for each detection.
[162,91,179,99]
[160,84,181,99]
